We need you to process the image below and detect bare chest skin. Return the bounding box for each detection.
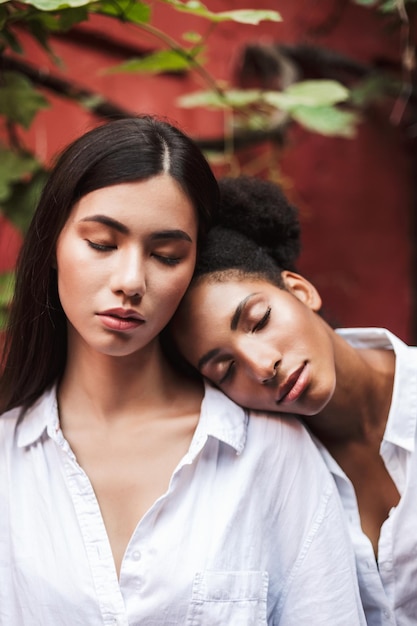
[328,441,400,556]
[330,348,399,556]
[311,346,399,557]
[61,407,200,578]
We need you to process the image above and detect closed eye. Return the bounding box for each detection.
[87,240,116,252]
[253,307,271,332]
[152,253,181,266]
[219,360,235,385]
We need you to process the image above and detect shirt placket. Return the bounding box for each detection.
[53,427,129,626]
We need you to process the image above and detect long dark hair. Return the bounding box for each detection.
[0,116,219,413]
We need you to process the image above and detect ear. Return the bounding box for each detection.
[281,270,322,312]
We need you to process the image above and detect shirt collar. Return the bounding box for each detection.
[336,327,417,452]
[17,386,59,448]
[190,381,248,456]
[16,381,248,455]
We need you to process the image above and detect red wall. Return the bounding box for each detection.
[1,0,414,341]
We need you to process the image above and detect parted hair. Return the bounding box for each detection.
[194,175,301,284]
[0,115,219,413]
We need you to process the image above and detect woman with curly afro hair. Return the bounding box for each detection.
[171,175,417,626]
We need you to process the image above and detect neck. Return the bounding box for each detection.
[303,333,395,446]
[58,336,202,426]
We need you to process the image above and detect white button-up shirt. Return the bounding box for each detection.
[0,383,365,625]
[316,328,417,626]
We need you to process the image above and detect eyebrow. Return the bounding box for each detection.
[197,292,260,370]
[230,293,259,330]
[79,215,192,242]
[80,215,128,234]
[150,230,192,243]
[198,348,221,371]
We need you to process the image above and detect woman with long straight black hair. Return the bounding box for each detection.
[0,121,365,625]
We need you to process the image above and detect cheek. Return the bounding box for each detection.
[57,251,92,294]
[56,242,104,312]
[170,319,206,368]
[161,256,196,297]
[152,266,195,322]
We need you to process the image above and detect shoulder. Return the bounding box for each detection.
[0,387,57,452]
[0,405,25,434]
[245,409,334,490]
[248,408,320,453]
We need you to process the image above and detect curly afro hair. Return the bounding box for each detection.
[194,175,301,281]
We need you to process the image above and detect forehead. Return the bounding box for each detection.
[187,277,273,307]
[176,277,273,335]
[69,174,198,231]
[172,278,270,362]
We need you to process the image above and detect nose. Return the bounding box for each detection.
[111,248,146,299]
[240,343,280,385]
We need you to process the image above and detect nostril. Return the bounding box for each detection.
[261,361,279,385]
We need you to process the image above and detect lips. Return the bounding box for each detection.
[97,308,145,331]
[276,362,309,405]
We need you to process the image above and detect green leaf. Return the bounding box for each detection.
[106,49,195,74]
[79,93,106,110]
[349,74,394,107]
[0,72,49,128]
[182,30,202,43]
[19,0,96,10]
[0,27,23,53]
[379,0,409,12]
[0,271,15,329]
[290,105,359,137]
[178,90,226,108]
[178,88,262,109]
[0,308,9,331]
[1,168,48,233]
[351,0,379,5]
[0,272,15,308]
[286,80,349,104]
[54,5,90,29]
[262,82,349,114]
[0,149,41,203]
[0,4,9,28]
[92,0,150,24]
[162,1,281,24]
[205,9,282,24]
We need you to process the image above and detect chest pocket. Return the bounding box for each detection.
[186,570,269,626]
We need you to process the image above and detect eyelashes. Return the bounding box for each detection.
[87,240,115,252]
[218,306,271,385]
[219,361,235,385]
[152,254,181,266]
[86,241,181,266]
[253,306,271,332]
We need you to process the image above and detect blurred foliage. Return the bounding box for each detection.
[352,0,417,11]
[0,0,414,324]
[0,271,14,329]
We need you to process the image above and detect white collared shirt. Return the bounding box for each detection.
[0,383,365,625]
[316,328,417,626]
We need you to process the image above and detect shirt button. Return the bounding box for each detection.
[383,608,391,619]
[132,550,141,561]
